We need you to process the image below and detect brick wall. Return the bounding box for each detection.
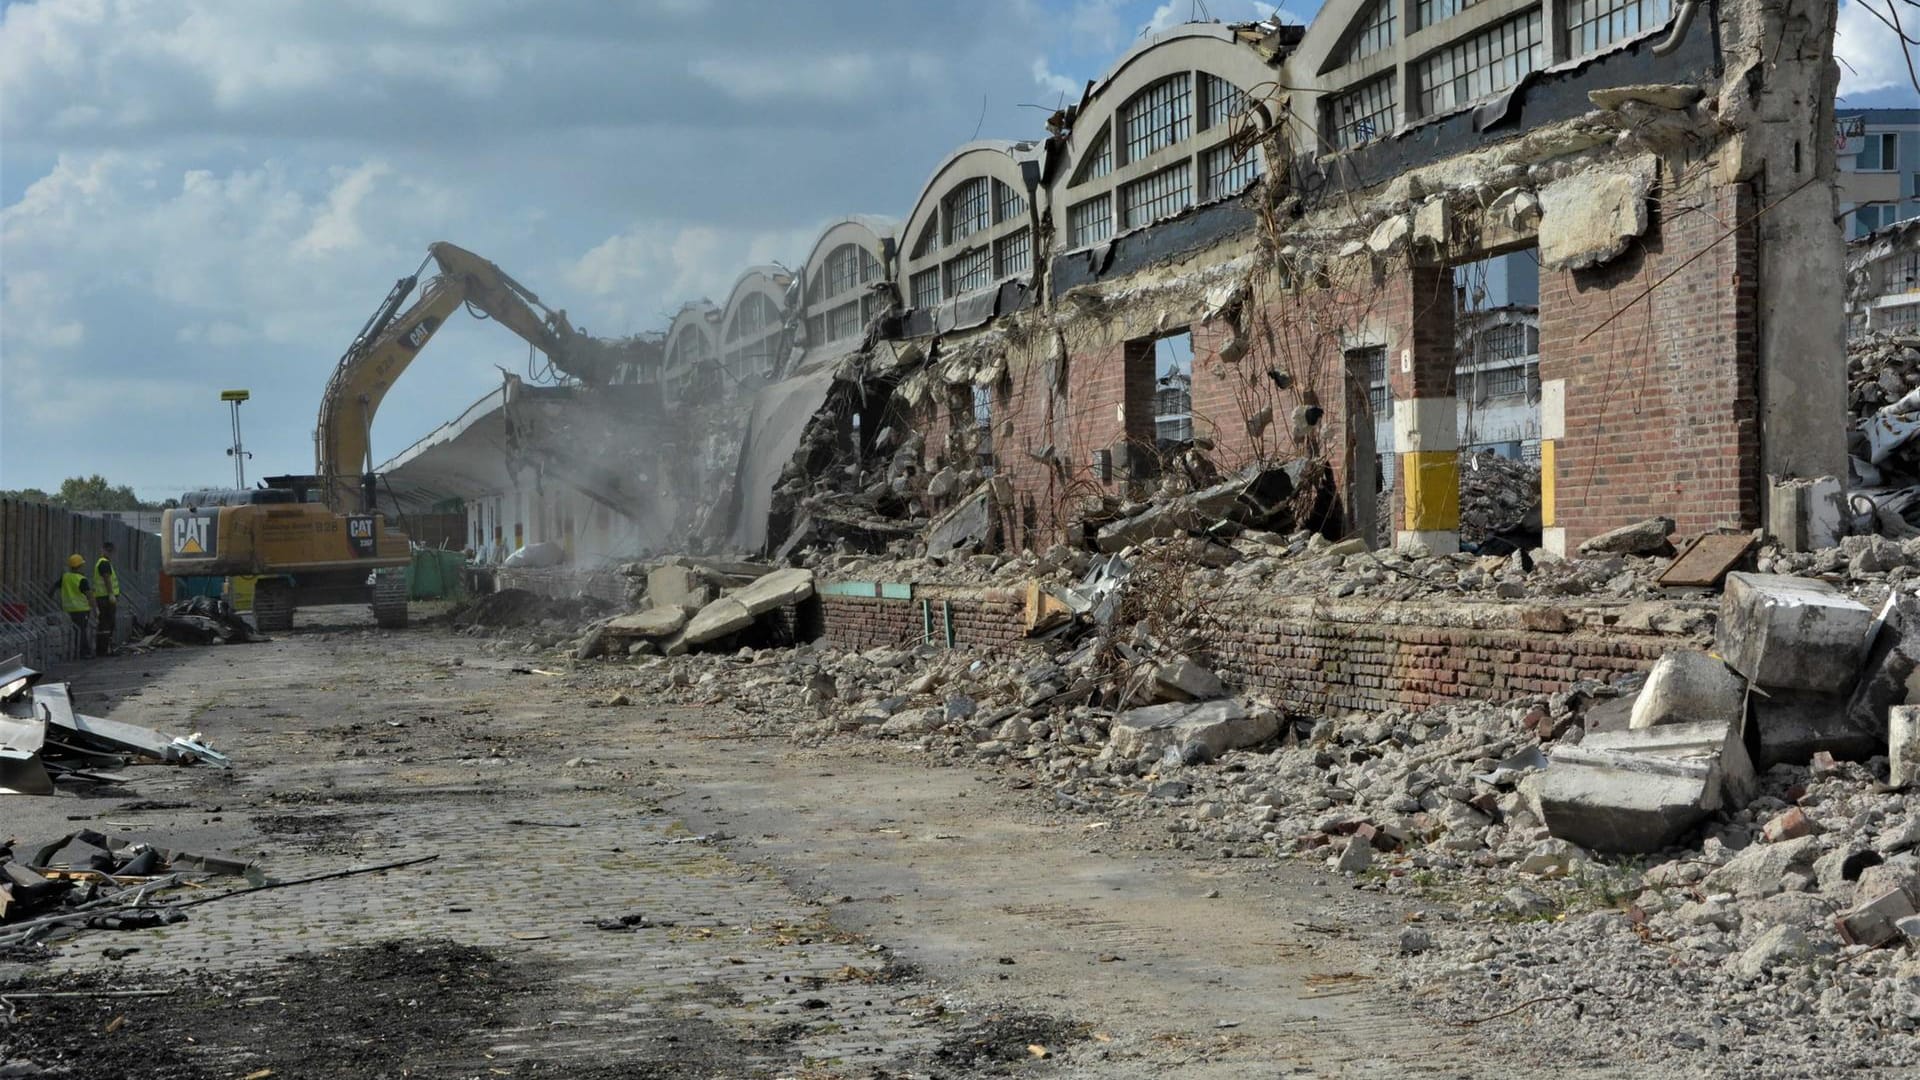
[1539,179,1762,546]
[820,591,1026,652]
[815,584,1692,715]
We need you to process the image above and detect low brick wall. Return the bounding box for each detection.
[816,582,1703,716]
[821,589,1026,652]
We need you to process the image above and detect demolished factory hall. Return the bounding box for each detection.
[386,0,1845,578]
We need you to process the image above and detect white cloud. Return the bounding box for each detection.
[690,52,882,103]
[1031,57,1082,99]
[565,221,818,333]
[1836,0,1920,98]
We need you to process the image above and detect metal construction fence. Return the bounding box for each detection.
[0,499,165,666]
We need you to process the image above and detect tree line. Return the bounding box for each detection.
[0,475,178,511]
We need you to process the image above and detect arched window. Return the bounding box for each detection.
[799,220,893,353]
[1057,42,1265,252]
[900,143,1038,313]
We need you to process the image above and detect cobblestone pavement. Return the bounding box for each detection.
[0,614,1604,1078]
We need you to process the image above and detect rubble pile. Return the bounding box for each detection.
[1457,450,1540,550]
[1,831,253,956]
[2,656,231,796]
[1848,331,1920,490]
[130,596,269,648]
[546,562,1920,1067]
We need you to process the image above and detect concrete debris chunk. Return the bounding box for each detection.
[1524,747,1722,854]
[1732,924,1813,980]
[1580,719,1757,807]
[1716,573,1872,694]
[1150,657,1227,703]
[1835,888,1919,948]
[1578,516,1674,556]
[1891,705,1920,788]
[1537,156,1655,272]
[1629,651,1746,730]
[1702,836,1821,900]
[1105,700,1277,763]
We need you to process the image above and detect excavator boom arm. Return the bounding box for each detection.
[313,242,600,511]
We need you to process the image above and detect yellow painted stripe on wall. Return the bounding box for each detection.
[1401,450,1460,532]
[1540,439,1557,528]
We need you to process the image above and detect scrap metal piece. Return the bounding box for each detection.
[1657,532,1758,589]
[34,683,231,769]
[0,655,40,702]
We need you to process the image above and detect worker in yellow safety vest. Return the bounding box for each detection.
[93,540,121,657]
[50,553,94,657]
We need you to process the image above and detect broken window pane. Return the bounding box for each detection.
[1325,74,1397,151]
[944,246,991,297]
[944,177,991,245]
[910,268,941,310]
[1068,193,1114,248]
[1200,73,1251,132]
[1342,0,1397,64]
[1567,0,1672,59]
[1416,0,1479,30]
[1120,161,1193,230]
[994,180,1027,224]
[726,291,779,342]
[826,301,861,343]
[994,228,1032,278]
[1119,73,1191,166]
[1415,9,1543,118]
[1202,142,1262,201]
[1072,125,1113,186]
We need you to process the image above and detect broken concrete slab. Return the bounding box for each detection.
[1538,156,1656,272]
[1578,516,1674,555]
[683,598,755,646]
[1629,651,1746,730]
[926,483,994,558]
[605,607,690,640]
[731,568,815,616]
[1892,705,1920,788]
[1523,747,1722,854]
[1717,573,1873,693]
[1732,924,1813,979]
[1105,700,1278,763]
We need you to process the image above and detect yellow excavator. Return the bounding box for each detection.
[161,242,609,631]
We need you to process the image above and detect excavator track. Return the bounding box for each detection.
[252,577,296,633]
[371,568,409,629]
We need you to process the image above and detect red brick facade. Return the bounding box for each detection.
[820,590,1686,715]
[1538,181,1762,543]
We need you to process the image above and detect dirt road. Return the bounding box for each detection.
[1,615,1603,1078]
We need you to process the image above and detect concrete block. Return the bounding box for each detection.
[1629,651,1746,730]
[1768,476,1846,553]
[1749,689,1883,768]
[1579,719,1757,809]
[683,597,753,645]
[927,483,994,558]
[1578,516,1673,555]
[1150,657,1227,703]
[1835,888,1918,948]
[731,568,815,616]
[1717,573,1872,693]
[647,565,713,610]
[1538,156,1655,271]
[1523,748,1718,854]
[1106,700,1278,762]
[1892,706,1920,788]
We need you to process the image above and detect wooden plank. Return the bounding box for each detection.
[1658,532,1757,589]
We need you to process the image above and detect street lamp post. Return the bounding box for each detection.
[221,389,251,488]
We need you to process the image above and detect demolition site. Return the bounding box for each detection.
[5,1,1920,1077]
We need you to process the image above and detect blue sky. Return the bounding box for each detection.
[0,0,1912,500]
